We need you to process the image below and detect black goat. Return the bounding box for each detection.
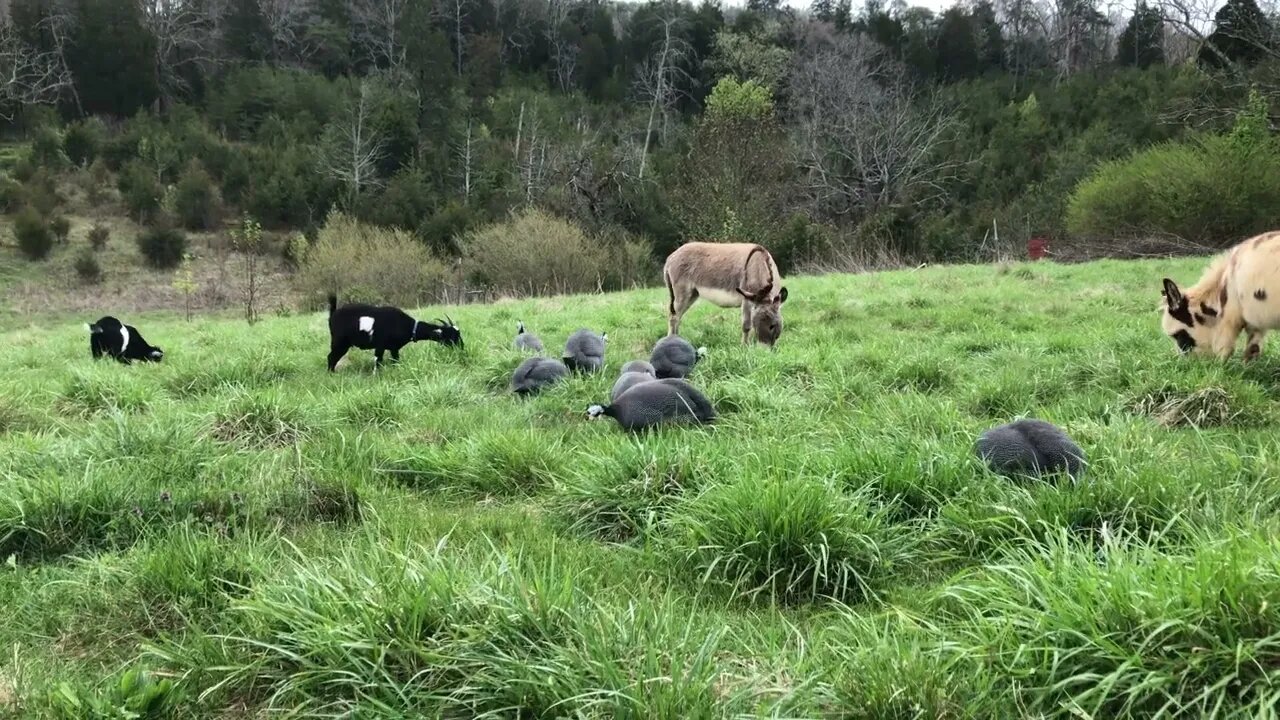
[86,316,164,364]
[326,295,463,372]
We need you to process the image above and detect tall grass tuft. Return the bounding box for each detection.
[931,526,1280,717]
[669,476,915,603]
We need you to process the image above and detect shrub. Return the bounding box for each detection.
[49,215,71,243]
[29,125,67,172]
[13,207,54,260]
[1067,94,1280,246]
[118,159,163,220]
[10,155,35,183]
[418,200,478,256]
[460,210,609,296]
[137,219,188,269]
[85,158,113,205]
[21,169,61,216]
[173,159,221,230]
[74,248,102,284]
[88,223,110,251]
[64,118,105,168]
[0,177,23,213]
[295,209,449,308]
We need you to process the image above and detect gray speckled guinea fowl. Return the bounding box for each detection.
[975,418,1085,479]
[511,356,569,395]
[563,328,607,374]
[514,321,544,354]
[588,378,716,431]
[650,335,706,379]
[620,360,655,375]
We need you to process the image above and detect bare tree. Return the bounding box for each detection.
[517,110,548,205]
[349,0,409,73]
[545,0,577,92]
[319,80,387,209]
[257,0,316,63]
[1046,0,1113,78]
[0,16,73,119]
[490,0,533,63]
[139,0,222,108]
[790,34,959,219]
[436,0,469,75]
[634,10,690,180]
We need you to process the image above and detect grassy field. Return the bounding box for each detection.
[2,255,1280,718]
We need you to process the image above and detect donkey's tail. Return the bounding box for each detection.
[664,268,676,317]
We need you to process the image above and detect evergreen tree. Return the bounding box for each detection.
[66,0,158,116]
[972,1,1005,72]
[1117,2,1164,68]
[811,0,836,24]
[223,0,272,63]
[936,8,980,81]
[1200,0,1273,68]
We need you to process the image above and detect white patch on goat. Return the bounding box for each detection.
[150,350,163,358]
[697,287,744,308]
[119,326,131,353]
[358,316,375,336]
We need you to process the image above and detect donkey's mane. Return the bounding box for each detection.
[1186,251,1233,306]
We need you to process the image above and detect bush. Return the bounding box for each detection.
[13,207,54,260]
[173,159,221,230]
[136,219,188,269]
[85,158,113,205]
[64,118,105,168]
[21,169,61,216]
[49,215,71,243]
[74,248,102,283]
[295,209,449,308]
[88,224,111,251]
[10,156,35,183]
[418,200,479,256]
[460,210,610,295]
[0,177,24,213]
[29,125,67,172]
[1067,93,1280,246]
[118,159,163,220]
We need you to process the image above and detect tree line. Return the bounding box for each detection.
[2,0,1278,270]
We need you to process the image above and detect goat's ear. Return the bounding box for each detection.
[1162,278,1184,308]
[778,287,788,304]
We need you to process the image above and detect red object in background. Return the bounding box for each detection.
[1028,236,1049,261]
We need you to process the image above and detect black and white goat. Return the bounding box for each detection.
[326,294,463,372]
[86,316,164,364]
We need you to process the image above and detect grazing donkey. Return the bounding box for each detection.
[663,242,789,348]
[86,316,164,364]
[326,294,463,372]
[1161,230,1280,361]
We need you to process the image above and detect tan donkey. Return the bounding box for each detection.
[663,242,789,348]
[1161,230,1280,361]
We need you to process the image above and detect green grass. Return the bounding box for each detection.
[3,256,1280,717]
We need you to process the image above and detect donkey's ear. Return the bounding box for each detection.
[778,287,788,304]
[1162,278,1184,307]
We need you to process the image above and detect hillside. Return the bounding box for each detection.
[2,256,1280,717]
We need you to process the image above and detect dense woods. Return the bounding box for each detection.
[2,0,1280,290]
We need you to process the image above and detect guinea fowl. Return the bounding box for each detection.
[588,378,716,431]
[975,418,1086,480]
